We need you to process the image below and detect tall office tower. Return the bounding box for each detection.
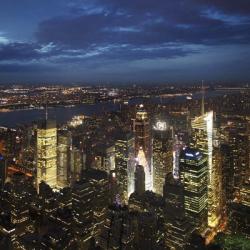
[36,120,57,192]
[225,117,250,237]
[191,111,220,228]
[20,126,36,169]
[115,132,135,202]
[219,115,249,218]
[152,121,173,195]
[70,146,83,184]
[72,170,109,248]
[57,132,71,188]
[164,173,195,250]
[179,148,208,232]
[173,134,185,180]
[221,144,234,211]
[134,165,145,195]
[0,154,7,189]
[92,144,115,173]
[72,180,94,249]
[132,104,152,190]
[84,169,109,238]
[226,120,249,197]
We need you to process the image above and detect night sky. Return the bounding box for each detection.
[0,0,250,84]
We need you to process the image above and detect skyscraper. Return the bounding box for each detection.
[152,121,173,195]
[72,180,94,248]
[36,120,57,192]
[57,131,71,188]
[70,146,83,184]
[179,148,208,232]
[191,111,220,228]
[133,104,152,190]
[134,165,145,195]
[72,170,109,248]
[223,116,250,237]
[115,132,135,202]
[164,173,195,249]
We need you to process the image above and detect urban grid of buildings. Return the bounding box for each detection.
[0,84,249,250]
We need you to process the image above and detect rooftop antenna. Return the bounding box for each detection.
[201,80,205,115]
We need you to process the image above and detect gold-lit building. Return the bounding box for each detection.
[152,121,173,195]
[191,111,221,228]
[36,120,57,192]
[115,133,135,202]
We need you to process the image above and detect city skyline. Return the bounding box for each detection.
[0,1,249,249]
[1,0,250,84]
[0,84,249,249]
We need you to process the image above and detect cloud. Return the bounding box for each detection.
[35,0,250,50]
[196,0,250,15]
[1,0,250,82]
[0,41,61,61]
[0,32,9,45]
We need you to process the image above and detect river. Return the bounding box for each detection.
[0,90,241,128]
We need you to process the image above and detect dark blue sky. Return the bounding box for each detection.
[0,0,250,84]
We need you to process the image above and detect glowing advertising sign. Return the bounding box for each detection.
[153,121,167,131]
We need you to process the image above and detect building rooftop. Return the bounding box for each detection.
[180,147,203,160]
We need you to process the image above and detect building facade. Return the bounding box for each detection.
[180,148,208,232]
[36,120,57,192]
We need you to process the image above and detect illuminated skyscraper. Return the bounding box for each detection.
[72,170,109,248]
[132,105,152,190]
[180,148,208,232]
[72,180,94,248]
[115,132,135,202]
[172,135,185,180]
[191,111,219,228]
[222,117,249,197]
[152,121,173,195]
[164,173,195,249]
[70,146,83,184]
[223,117,250,237]
[36,120,57,192]
[57,131,71,188]
[92,144,115,173]
[133,105,151,156]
